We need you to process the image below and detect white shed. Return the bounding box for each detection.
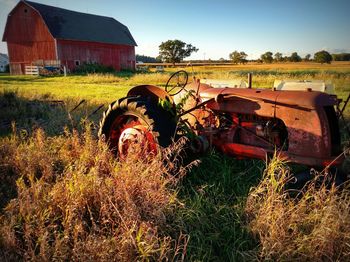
[0,53,9,72]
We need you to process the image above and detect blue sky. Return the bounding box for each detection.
[0,0,349,59]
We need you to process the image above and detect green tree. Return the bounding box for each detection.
[289,52,302,62]
[158,40,198,65]
[304,54,311,61]
[314,50,333,64]
[229,51,248,64]
[332,53,350,61]
[261,52,273,63]
[274,52,283,62]
[136,54,159,63]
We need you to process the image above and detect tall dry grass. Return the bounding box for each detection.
[246,156,350,261]
[0,126,190,261]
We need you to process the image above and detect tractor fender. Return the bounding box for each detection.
[127,85,175,109]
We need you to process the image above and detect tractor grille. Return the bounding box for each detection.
[324,106,341,156]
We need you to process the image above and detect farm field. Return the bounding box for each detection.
[0,63,350,261]
[1,62,349,132]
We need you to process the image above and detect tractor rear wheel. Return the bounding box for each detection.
[286,166,348,192]
[98,98,177,158]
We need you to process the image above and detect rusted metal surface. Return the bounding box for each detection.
[211,140,344,166]
[88,105,105,118]
[336,94,350,136]
[102,74,345,168]
[247,73,252,88]
[109,115,158,158]
[178,81,342,167]
[118,124,158,158]
[212,141,268,160]
[128,85,175,107]
[70,100,86,113]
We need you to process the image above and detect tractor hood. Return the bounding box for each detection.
[199,87,338,109]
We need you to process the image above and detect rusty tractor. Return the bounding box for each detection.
[99,70,349,178]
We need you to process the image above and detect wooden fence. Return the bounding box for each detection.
[25,65,39,75]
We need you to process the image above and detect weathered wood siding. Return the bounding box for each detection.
[57,40,135,71]
[3,1,136,74]
[3,2,56,74]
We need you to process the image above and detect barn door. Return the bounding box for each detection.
[10,64,22,75]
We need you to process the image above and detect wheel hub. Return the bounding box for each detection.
[118,125,158,157]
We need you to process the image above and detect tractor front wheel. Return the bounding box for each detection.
[98,98,177,158]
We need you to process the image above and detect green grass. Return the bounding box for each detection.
[1,68,349,121]
[0,75,131,104]
[176,152,263,260]
[2,65,350,103]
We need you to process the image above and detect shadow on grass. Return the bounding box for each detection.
[0,160,17,211]
[0,91,107,210]
[0,90,106,137]
[177,151,264,260]
[0,75,41,82]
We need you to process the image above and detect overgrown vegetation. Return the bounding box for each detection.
[74,62,116,74]
[246,157,350,261]
[1,126,349,261]
[0,127,190,261]
[0,64,349,260]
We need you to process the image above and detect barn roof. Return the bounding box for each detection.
[20,0,137,46]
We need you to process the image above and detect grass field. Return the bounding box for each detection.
[1,62,350,103]
[0,62,350,261]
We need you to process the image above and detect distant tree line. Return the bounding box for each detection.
[259,51,303,63]
[228,50,346,64]
[332,53,350,61]
[136,54,160,63]
[137,39,350,65]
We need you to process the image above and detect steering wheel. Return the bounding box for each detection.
[165,70,189,96]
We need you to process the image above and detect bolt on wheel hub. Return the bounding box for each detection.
[118,125,158,157]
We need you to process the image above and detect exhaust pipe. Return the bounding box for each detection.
[248,73,252,89]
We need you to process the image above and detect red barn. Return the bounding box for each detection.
[2,0,137,74]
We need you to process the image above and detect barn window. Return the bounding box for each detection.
[24,9,28,13]
[75,60,80,66]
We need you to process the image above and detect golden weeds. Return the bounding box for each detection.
[246,156,350,261]
[0,127,189,261]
